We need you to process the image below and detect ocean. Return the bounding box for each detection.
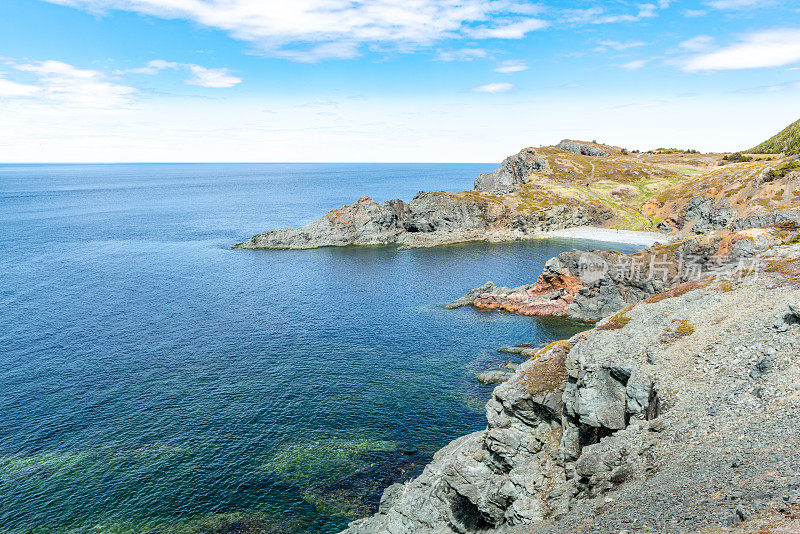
[0,164,639,533]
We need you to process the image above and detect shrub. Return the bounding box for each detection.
[765,160,800,182]
[722,152,753,163]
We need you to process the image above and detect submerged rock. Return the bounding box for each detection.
[474,369,514,384]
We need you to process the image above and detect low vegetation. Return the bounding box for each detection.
[596,310,631,330]
[765,160,800,182]
[749,117,800,157]
[722,152,752,163]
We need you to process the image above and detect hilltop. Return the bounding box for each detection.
[750,118,800,157]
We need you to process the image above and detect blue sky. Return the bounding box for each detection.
[1,0,799,162]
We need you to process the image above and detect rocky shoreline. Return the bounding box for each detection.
[233,136,800,532]
[343,239,800,534]
[446,227,781,321]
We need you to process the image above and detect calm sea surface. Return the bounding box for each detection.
[0,164,639,533]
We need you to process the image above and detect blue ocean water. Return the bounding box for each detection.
[0,164,639,533]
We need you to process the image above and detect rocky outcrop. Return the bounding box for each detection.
[234,193,485,249]
[235,192,610,250]
[556,140,607,157]
[344,242,800,533]
[473,148,549,194]
[657,197,739,234]
[731,207,800,232]
[447,228,779,321]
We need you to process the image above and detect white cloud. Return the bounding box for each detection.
[436,48,488,62]
[494,60,529,73]
[683,9,707,17]
[186,65,241,88]
[12,60,136,108]
[706,0,763,9]
[474,82,514,93]
[127,59,242,87]
[469,18,547,39]
[0,74,39,97]
[682,28,800,71]
[595,40,646,52]
[42,0,549,61]
[620,59,649,70]
[738,80,800,93]
[679,35,714,52]
[562,3,663,25]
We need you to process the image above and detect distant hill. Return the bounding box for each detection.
[749,117,800,156]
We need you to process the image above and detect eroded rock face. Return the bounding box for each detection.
[235,190,608,250]
[447,229,778,321]
[731,208,800,232]
[234,193,489,249]
[657,197,737,234]
[342,330,659,534]
[473,148,549,194]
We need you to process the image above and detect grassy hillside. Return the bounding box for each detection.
[468,144,799,233]
[749,118,800,156]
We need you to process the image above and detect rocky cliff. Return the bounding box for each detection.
[446,227,783,321]
[236,140,800,250]
[343,241,800,534]
[234,188,611,250]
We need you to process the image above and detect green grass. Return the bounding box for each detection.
[749,118,800,156]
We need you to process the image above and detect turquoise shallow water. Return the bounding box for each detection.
[0,164,639,533]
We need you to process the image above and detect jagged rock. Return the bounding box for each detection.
[731,208,800,232]
[497,345,534,355]
[574,368,627,430]
[444,282,502,309]
[556,140,607,157]
[378,483,405,513]
[446,229,779,322]
[790,302,800,319]
[236,173,611,250]
[473,148,549,194]
[685,197,737,234]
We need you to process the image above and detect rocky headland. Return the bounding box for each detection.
[235,135,800,251]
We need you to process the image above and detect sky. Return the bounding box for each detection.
[0,0,799,162]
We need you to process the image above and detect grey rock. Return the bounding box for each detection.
[749,357,774,379]
[378,483,405,513]
[497,345,535,355]
[731,208,800,232]
[444,282,500,309]
[474,148,548,194]
[574,368,628,430]
[684,197,737,234]
[790,302,800,320]
[556,140,607,157]
[475,370,514,384]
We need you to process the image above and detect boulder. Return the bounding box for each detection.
[475,370,514,384]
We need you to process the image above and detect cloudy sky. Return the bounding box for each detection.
[1,0,799,162]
